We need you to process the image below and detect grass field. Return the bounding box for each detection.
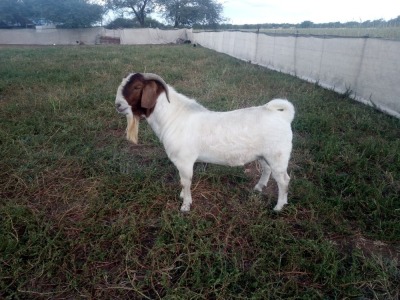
[0,45,399,299]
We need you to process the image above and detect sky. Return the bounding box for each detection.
[219,0,400,24]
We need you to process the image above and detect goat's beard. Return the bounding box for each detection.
[126,114,139,144]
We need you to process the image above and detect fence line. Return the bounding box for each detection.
[0,27,104,45]
[189,31,400,118]
[0,28,187,45]
[1,28,398,118]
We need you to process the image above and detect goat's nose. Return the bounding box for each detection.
[116,103,121,108]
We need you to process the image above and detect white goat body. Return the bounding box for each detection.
[115,73,295,212]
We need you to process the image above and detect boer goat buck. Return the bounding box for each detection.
[115,73,295,212]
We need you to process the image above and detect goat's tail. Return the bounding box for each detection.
[265,99,295,123]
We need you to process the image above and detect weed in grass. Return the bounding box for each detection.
[0,45,399,299]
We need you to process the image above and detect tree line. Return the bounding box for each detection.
[221,17,400,31]
[1,0,399,30]
[0,0,224,28]
[0,0,104,28]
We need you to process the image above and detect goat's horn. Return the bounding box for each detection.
[141,73,170,103]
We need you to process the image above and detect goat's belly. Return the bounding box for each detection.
[197,151,258,167]
[195,131,266,166]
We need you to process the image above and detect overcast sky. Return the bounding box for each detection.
[220,0,400,24]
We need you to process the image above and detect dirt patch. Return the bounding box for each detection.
[329,233,400,266]
[27,163,101,223]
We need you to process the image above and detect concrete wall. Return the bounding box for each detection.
[115,28,188,44]
[0,28,104,45]
[190,31,400,118]
[0,28,188,45]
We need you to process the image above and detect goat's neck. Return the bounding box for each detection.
[145,88,206,143]
[146,89,184,142]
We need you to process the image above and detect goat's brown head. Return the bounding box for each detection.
[115,73,169,117]
[115,72,169,144]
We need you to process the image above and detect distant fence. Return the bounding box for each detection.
[1,28,399,118]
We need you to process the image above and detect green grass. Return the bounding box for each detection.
[0,45,399,299]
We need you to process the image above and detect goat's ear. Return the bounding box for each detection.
[141,81,158,109]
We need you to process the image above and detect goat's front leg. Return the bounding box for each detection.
[175,161,194,212]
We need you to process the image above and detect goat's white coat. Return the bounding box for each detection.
[116,74,295,212]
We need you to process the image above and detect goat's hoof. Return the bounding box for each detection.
[254,185,263,192]
[273,204,286,212]
[180,204,191,212]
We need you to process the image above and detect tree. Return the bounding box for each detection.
[158,0,224,28]
[42,0,104,28]
[105,16,165,28]
[106,17,137,28]
[106,0,154,27]
[387,16,400,27]
[0,0,104,28]
[0,0,33,27]
[299,20,314,28]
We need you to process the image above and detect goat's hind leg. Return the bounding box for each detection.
[254,159,272,192]
[272,170,290,211]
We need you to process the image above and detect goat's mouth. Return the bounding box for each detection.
[116,104,131,115]
[118,108,129,114]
